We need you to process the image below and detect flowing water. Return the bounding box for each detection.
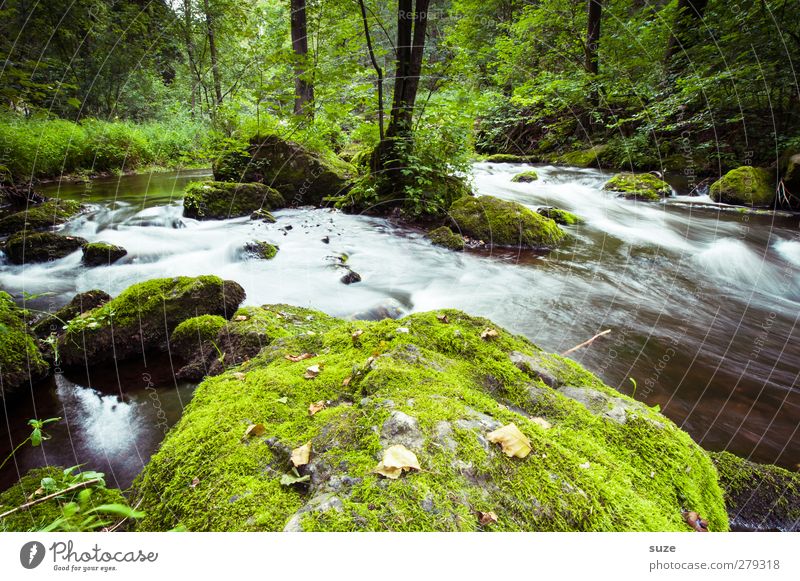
[1,164,799,491]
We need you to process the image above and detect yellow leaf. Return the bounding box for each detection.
[480,328,499,340]
[285,352,314,362]
[478,511,498,525]
[531,417,551,430]
[487,423,531,458]
[308,400,326,415]
[243,423,265,439]
[291,442,312,467]
[374,444,420,479]
[234,315,248,322]
[437,314,449,324]
[342,376,352,387]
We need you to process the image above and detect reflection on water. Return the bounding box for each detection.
[1,163,799,491]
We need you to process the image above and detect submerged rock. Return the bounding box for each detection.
[709,166,775,207]
[243,241,279,260]
[0,291,49,395]
[134,307,728,532]
[81,242,127,266]
[183,181,285,220]
[3,231,87,264]
[339,269,361,285]
[427,226,465,251]
[603,173,671,201]
[213,135,355,206]
[511,170,538,183]
[0,198,83,236]
[57,276,245,367]
[448,195,564,249]
[31,289,111,338]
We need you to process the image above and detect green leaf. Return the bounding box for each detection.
[30,428,42,447]
[87,504,145,519]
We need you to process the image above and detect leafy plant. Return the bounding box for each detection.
[0,417,60,472]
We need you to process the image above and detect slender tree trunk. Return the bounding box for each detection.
[664,0,709,71]
[183,0,198,117]
[358,0,384,140]
[586,0,602,108]
[203,0,223,107]
[290,0,314,117]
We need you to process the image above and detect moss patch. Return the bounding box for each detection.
[183,181,285,220]
[3,232,87,264]
[171,315,228,358]
[0,199,83,236]
[556,145,610,168]
[81,242,127,266]
[537,207,583,226]
[603,173,671,201]
[709,167,775,207]
[243,241,279,260]
[134,307,728,532]
[427,226,465,251]
[449,195,565,249]
[511,170,539,183]
[485,154,530,163]
[0,291,49,395]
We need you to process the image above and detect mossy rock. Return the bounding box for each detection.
[485,154,531,163]
[0,291,49,396]
[603,173,671,201]
[243,241,279,260]
[556,145,610,168]
[213,135,355,206]
[709,167,775,206]
[0,467,128,532]
[0,199,83,236]
[511,170,539,183]
[427,226,465,251]
[448,195,565,249]
[170,314,228,358]
[710,451,800,532]
[133,308,728,532]
[31,289,111,338]
[537,207,583,226]
[250,209,277,223]
[58,276,246,367]
[81,242,127,266]
[183,181,285,220]
[3,232,87,264]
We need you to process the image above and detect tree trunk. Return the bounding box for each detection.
[203,0,223,107]
[358,0,384,140]
[585,0,602,108]
[664,0,709,71]
[290,0,314,117]
[183,0,198,117]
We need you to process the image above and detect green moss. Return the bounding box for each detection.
[58,276,245,367]
[603,173,671,201]
[171,315,227,352]
[0,291,48,395]
[81,242,127,266]
[427,226,465,251]
[0,467,128,532]
[709,166,775,206]
[183,181,285,220]
[243,241,279,260]
[537,207,583,226]
[511,170,539,183]
[3,231,87,264]
[557,145,609,168]
[134,307,728,532]
[31,290,110,338]
[485,154,530,163]
[449,195,565,248]
[0,199,82,235]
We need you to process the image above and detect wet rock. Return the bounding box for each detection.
[340,269,361,284]
[536,207,583,226]
[511,170,539,183]
[183,181,285,220]
[32,289,111,338]
[250,208,277,223]
[3,232,87,264]
[243,241,279,260]
[81,242,127,266]
[0,291,49,396]
[603,173,671,201]
[427,226,464,251]
[380,411,425,451]
[0,198,83,236]
[709,166,775,207]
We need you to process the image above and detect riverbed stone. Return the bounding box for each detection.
[511,170,539,183]
[448,195,565,249]
[134,308,729,532]
[3,231,87,264]
[0,291,49,396]
[243,241,279,260]
[81,242,127,266]
[183,181,285,220]
[603,173,671,201]
[709,166,775,206]
[427,226,465,251]
[0,198,83,236]
[31,289,111,338]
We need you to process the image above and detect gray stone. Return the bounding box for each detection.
[434,421,457,452]
[283,492,343,532]
[509,351,560,388]
[558,385,654,425]
[380,410,425,450]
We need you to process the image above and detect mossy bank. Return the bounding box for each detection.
[134,306,728,532]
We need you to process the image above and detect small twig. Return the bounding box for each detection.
[561,329,611,356]
[105,498,143,533]
[0,478,102,521]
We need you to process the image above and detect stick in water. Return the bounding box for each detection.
[561,329,611,356]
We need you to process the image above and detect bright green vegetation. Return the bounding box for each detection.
[171,315,228,352]
[449,195,565,248]
[485,154,530,163]
[133,307,728,532]
[243,241,279,260]
[0,199,82,236]
[710,451,800,532]
[709,167,775,207]
[511,170,539,183]
[31,290,110,338]
[3,231,87,264]
[0,291,48,395]
[603,173,671,201]
[556,145,610,168]
[427,226,465,251]
[183,181,285,220]
[58,276,245,367]
[537,207,584,226]
[81,242,127,266]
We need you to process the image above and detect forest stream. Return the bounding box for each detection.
[1,163,799,491]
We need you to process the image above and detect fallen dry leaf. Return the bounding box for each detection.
[285,352,314,363]
[683,511,709,532]
[531,417,551,430]
[351,329,364,341]
[243,423,265,439]
[487,423,531,458]
[374,444,421,479]
[304,364,321,379]
[234,315,248,322]
[233,372,246,381]
[308,400,327,415]
[342,376,352,387]
[481,328,499,340]
[190,477,200,488]
[478,511,498,525]
[437,314,449,324]
[291,442,312,467]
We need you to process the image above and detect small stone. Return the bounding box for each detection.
[340,270,362,285]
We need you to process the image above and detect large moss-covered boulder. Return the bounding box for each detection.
[58,276,246,367]
[82,242,127,266]
[448,195,564,248]
[31,289,111,338]
[134,308,728,532]
[603,173,671,201]
[213,135,355,206]
[710,451,800,532]
[556,144,610,168]
[183,181,285,220]
[511,170,539,183]
[709,167,775,206]
[0,199,82,236]
[3,232,87,264]
[0,291,49,396]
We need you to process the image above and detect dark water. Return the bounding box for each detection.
[1,164,799,491]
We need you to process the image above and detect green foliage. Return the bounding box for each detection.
[0,417,60,473]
